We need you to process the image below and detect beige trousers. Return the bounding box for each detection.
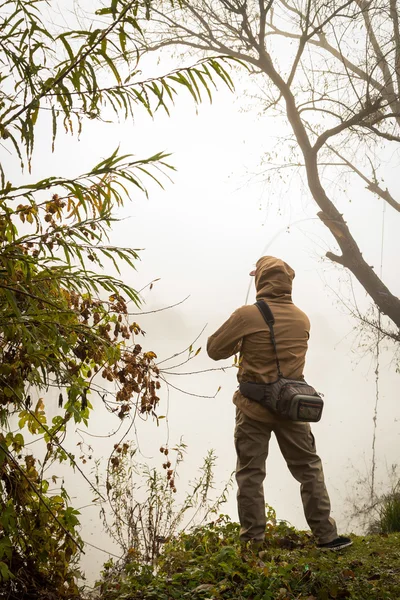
[234,408,337,544]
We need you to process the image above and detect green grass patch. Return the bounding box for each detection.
[97,516,400,600]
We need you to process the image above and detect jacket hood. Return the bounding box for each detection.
[254,256,295,301]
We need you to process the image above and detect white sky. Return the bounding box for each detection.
[6,37,400,585]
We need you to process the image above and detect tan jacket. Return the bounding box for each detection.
[207,256,310,423]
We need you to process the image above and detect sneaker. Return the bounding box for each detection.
[317,536,353,551]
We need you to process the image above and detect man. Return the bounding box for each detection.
[206,256,352,551]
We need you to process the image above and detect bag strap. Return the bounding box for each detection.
[255,300,283,378]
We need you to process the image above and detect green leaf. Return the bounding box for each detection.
[95,7,112,15]
[0,561,13,581]
[119,29,127,54]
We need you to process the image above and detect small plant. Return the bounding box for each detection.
[377,487,400,534]
[95,446,233,595]
[100,443,233,561]
[345,464,400,535]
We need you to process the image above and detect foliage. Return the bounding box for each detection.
[0,441,83,598]
[366,480,400,536]
[96,510,400,600]
[0,0,238,596]
[376,489,400,535]
[0,0,238,166]
[96,443,233,564]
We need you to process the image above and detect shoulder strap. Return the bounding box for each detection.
[255,300,283,378]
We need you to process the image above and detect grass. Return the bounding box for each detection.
[378,492,400,534]
[96,515,400,600]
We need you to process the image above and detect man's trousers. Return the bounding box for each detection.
[234,408,337,544]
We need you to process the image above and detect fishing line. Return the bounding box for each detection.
[244,217,319,304]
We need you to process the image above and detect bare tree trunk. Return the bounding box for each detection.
[257,52,400,328]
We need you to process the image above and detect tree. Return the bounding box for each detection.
[138,0,400,338]
[0,0,237,594]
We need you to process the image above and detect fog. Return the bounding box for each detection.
[10,49,400,585]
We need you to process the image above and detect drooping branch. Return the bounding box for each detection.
[3,0,139,128]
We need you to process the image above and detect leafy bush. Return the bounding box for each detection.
[0,0,237,595]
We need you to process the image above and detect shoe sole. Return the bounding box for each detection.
[318,540,353,551]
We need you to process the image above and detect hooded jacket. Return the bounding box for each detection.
[206,256,310,423]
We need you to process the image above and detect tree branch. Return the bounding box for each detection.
[313,99,382,152]
[325,143,400,212]
[326,250,346,266]
[287,33,308,88]
[3,0,139,128]
[356,0,397,102]
[258,0,274,52]
[255,50,400,328]
[389,0,400,95]
[269,9,400,126]
[363,123,400,143]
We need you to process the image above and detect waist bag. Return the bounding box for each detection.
[239,300,323,423]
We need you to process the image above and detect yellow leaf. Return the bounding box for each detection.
[35,398,45,413]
